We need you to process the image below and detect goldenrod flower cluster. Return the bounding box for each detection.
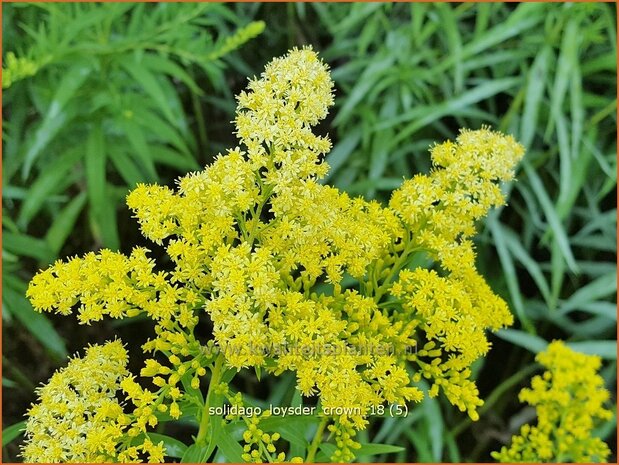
[2,51,42,88]
[25,47,525,462]
[240,412,290,463]
[492,341,612,462]
[213,383,303,463]
[21,341,165,463]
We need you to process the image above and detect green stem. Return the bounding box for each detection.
[196,353,225,445]
[258,441,275,463]
[247,185,273,245]
[553,408,570,462]
[305,416,329,463]
[373,238,416,302]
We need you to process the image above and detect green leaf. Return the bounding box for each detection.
[444,431,462,462]
[430,3,544,77]
[571,301,617,320]
[488,215,533,332]
[150,146,200,172]
[383,78,521,146]
[133,109,193,159]
[144,433,188,459]
[500,222,552,307]
[334,54,395,126]
[212,420,245,462]
[331,3,383,34]
[22,63,92,178]
[266,372,295,405]
[3,279,68,361]
[108,146,147,188]
[18,148,83,228]
[180,443,210,463]
[520,46,551,148]
[368,127,394,189]
[316,443,337,462]
[423,395,443,461]
[323,127,362,181]
[3,232,54,263]
[495,328,548,354]
[522,160,578,273]
[45,192,87,255]
[405,424,434,461]
[547,18,579,138]
[141,54,203,96]
[2,420,26,447]
[86,123,119,250]
[356,443,405,456]
[436,3,464,93]
[85,123,107,216]
[122,58,178,129]
[260,415,318,451]
[554,128,595,221]
[121,118,158,181]
[559,272,617,314]
[567,340,617,360]
[3,377,18,388]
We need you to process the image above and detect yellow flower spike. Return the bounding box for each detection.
[493,341,611,463]
[20,341,166,463]
[390,126,524,275]
[235,46,334,150]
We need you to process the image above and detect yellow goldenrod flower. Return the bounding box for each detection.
[25,47,528,462]
[492,341,612,463]
[2,51,42,88]
[389,126,525,275]
[21,341,124,462]
[21,340,168,463]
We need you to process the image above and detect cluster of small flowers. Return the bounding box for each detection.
[2,51,41,88]
[215,384,303,463]
[21,341,165,463]
[25,47,527,462]
[241,414,287,463]
[492,341,612,462]
[327,417,362,462]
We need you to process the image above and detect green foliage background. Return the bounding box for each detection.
[2,2,617,462]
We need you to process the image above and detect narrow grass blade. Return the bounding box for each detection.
[18,148,82,228]
[86,123,119,249]
[522,160,578,273]
[122,59,178,129]
[22,63,92,178]
[567,340,617,360]
[520,46,551,148]
[2,421,26,447]
[488,215,534,332]
[45,192,87,255]
[495,329,548,354]
[3,278,68,361]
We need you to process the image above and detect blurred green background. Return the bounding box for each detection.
[2,2,617,462]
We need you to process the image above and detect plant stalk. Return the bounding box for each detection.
[305,416,329,463]
[196,353,225,445]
